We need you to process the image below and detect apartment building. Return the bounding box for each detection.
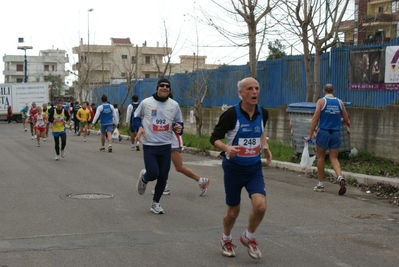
[2,49,69,84]
[71,37,220,87]
[340,0,399,45]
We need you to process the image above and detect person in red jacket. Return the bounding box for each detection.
[7,106,13,124]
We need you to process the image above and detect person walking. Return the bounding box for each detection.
[125,95,140,151]
[134,78,183,214]
[113,103,122,141]
[28,102,38,140]
[72,101,80,135]
[76,101,91,142]
[6,106,13,124]
[48,100,70,160]
[91,95,119,153]
[210,77,272,259]
[20,103,29,131]
[42,103,50,139]
[305,83,349,195]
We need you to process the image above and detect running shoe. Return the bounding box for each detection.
[130,145,135,151]
[108,145,112,152]
[37,142,40,147]
[24,128,27,132]
[220,237,237,257]
[43,138,46,142]
[150,202,164,214]
[337,176,346,195]
[34,135,37,139]
[136,146,140,151]
[199,178,210,196]
[151,185,171,195]
[31,135,34,140]
[55,155,59,161]
[61,150,65,158]
[313,185,325,192]
[137,169,147,195]
[83,138,86,142]
[99,147,105,152]
[240,231,262,259]
[118,135,122,142]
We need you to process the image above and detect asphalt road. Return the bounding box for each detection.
[0,122,398,267]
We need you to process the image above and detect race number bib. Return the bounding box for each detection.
[237,137,260,157]
[152,117,170,132]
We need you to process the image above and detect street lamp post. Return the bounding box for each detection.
[17,45,33,83]
[88,8,94,93]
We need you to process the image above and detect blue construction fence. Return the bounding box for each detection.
[93,42,399,109]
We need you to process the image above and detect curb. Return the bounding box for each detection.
[206,150,399,187]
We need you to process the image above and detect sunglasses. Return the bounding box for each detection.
[158,84,170,88]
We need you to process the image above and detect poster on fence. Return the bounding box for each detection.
[349,46,399,90]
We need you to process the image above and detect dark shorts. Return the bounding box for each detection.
[316,129,341,149]
[222,159,266,207]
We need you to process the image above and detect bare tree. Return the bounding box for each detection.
[203,0,275,78]
[274,0,350,101]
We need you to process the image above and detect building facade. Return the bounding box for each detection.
[340,0,399,45]
[2,49,69,84]
[71,37,220,87]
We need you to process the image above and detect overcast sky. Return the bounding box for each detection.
[1,0,258,84]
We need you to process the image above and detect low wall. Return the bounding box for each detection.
[180,105,399,163]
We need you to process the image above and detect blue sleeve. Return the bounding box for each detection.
[132,117,143,132]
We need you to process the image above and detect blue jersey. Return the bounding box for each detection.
[319,97,342,131]
[226,104,264,166]
[100,104,114,125]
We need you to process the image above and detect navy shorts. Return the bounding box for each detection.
[222,159,266,207]
[100,124,113,134]
[316,129,341,149]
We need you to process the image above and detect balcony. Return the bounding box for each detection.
[363,13,393,23]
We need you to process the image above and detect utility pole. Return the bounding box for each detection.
[17,45,33,83]
[87,8,94,97]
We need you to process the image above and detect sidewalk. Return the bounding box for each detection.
[206,150,399,187]
[119,133,399,188]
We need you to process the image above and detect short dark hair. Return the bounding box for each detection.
[101,95,108,103]
[132,95,138,102]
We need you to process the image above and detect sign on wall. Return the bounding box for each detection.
[349,46,399,90]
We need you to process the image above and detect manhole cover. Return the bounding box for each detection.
[67,193,113,199]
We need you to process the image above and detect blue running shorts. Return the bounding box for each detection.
[222,159,266,207]
[316,129,341,149]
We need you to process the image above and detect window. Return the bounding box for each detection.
[122,55,127,59]
[52,65,56,71]
[16,78,23,83]
[44,65,49,71]
[131,56,136,64]
[16,64,23,71]
[145,56,151,64]
[121,72,126,77]
[145,74,150,78]
[378,6,384,14]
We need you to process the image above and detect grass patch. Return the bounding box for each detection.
[182,133,399,178]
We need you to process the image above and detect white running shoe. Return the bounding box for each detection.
[61,150,65,158]
[220,237,237,257]
[34,135,37,139]
[240,231,262,259]
[83,138,86,142]
[37,142,40,147]
[199,177,210,196]
[55,155,59,161]
[31,135,34,140]
[137,169,147,195]
[43,138,46,142]
[150,202,164,214]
